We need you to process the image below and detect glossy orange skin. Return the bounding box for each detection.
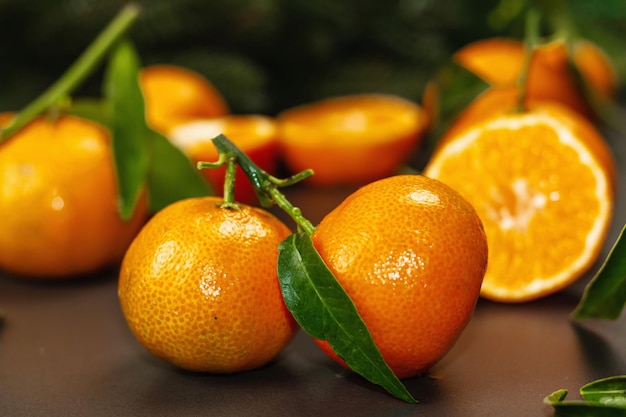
[0,115,148,278]
[118,197,298,373]
[140,64,229,133]
[311,175,488,379]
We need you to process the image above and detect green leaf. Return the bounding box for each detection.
[581,376,626,406]
[0,4,140,143]
[426,61,490,142]
[104,39,212,218]
[572,225,626,320]
[277,233,416,404]
[103,39,152,220]
[147,130,212,212]
[67,98,111,126]
[544,377,626,416]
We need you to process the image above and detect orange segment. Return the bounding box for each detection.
[277,94,427,186]
[168,115,278,204]
[423,104,615,302]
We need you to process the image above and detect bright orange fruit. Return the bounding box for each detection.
[311,175,488,379]
[118,196,298,373]
[277,94,427,187]
[167,115,279,204]
[424,103,615,302]
[0,114,148,278]
[453,37,617,118]
[139,64,229,133]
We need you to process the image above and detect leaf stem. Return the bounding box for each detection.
[199,134,315,232]
[268,187,315,234]
[516,9,541,113]
[0,3,141,142]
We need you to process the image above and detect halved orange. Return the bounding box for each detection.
[167,115,278,204]
[423,103,615,302]
[277,94,427,186]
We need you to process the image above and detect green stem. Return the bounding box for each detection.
[0,3,141,142]
[222,156,238,207]
[269,188,315,234]
[516,9,541,113]
[202,134,316,233]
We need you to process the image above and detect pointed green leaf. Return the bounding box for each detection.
[572,225,626,320]
[426,61,490,143]
[104,39,212,218]
[544,391,626,416]
[277,233,416,404]
[103,39,152,220]
[581,376,626,406]
[67,98,111,126]
[147,130,212,212]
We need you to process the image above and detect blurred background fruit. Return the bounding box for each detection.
[140,64,230,133]
[0,114,148,279]
[2,0,623,118]
[277,94,427,186]
[453,37,617,118]
[168,115,279,204]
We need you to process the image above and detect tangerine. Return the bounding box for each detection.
[424,103,615,302]
[277,94,427,187]
[0,114,147,278]
[118,196,298,373]
[139,64,229,134]
[311,174,488,379]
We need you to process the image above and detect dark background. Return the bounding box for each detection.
[1,0,625,116]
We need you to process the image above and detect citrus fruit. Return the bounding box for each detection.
[0,114,148,278]
[167,115,279,204]
[423,103,615,302]
[139,64,229,133]
[118,196,298,373]
[277,94,427,187]
[453,37,617,118]
[310,174,488,379]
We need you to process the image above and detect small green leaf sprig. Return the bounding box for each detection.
[545,376,626,416]
[198,135,417,404]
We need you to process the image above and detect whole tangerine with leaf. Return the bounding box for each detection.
[0,114,148,278]
[308,174,488,379]
[118,194,298,373]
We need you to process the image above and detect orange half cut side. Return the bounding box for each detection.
[424,104,615,302]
